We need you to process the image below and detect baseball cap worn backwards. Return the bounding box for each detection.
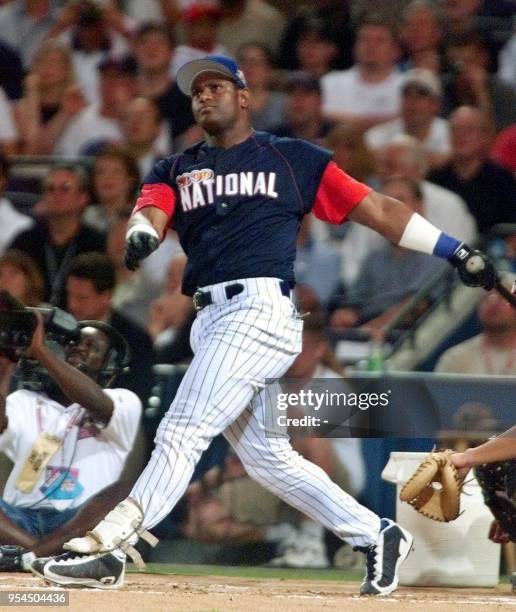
[176,55,247,96]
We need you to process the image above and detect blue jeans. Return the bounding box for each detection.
[0,499,79,538]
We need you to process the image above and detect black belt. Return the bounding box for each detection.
[192,280,291,311]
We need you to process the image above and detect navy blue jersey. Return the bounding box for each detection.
[138,131,370,295]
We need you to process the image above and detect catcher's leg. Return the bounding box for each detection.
[224,391,412,595]
[476,460,516,542]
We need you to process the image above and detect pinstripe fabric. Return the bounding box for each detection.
[129,277,380,548]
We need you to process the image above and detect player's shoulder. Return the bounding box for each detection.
[257,131,332,164]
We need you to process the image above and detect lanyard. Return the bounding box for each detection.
[36,398,82,465]
[44,241,77,305]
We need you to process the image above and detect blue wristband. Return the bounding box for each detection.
[433,233,462,259]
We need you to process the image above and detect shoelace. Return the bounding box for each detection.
[353,544,377,581]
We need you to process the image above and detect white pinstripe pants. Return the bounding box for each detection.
[130,278,380,548]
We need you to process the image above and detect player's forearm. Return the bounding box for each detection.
[32,345,114,424]
[349,191,463,259]
[129,208,170,241]
[454,429,516,467]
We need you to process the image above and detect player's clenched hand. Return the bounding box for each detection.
[124,223,160,270]
[448,244,497,290]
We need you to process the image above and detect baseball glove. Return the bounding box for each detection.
[399,450,463,522]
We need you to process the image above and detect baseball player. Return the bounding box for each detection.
[31,56,498,595]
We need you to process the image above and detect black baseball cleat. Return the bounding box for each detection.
[31,550,126,589]
[354,518,413,596]
[0,545,33,572]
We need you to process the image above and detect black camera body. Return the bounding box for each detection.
[0,291,80,361]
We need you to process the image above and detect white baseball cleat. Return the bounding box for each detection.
[63,498,158,568]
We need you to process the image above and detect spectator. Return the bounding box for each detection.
[0,250,44,307]
[171,4,227,77]
[442,0,515,71]
[442,32,516,132]
[83,147,140,233]
[0,41,23,101]
[0,316,140,569]
[278,4,353,73]
[329,176,446,329]
[132,22,197,150]
[399,0,443,73]
[120,0,179,25]
[48,0,134,105]
[271,72,333,146]
[428,106,516,235]
[0,87,18,156]
[119,97,166,179]
[490,125,516,175]
[55,57,137,157]
[13,40,87,155]
[236,42,286,131]
[8,164,105,307]
[0,0,59,68]
[321,16,403,131]
[66,252,155,405]
[216,0,286,57]
[292,16,342,79]
[0,156,33,253]
[435,282,516,375]
[365,68,451,170]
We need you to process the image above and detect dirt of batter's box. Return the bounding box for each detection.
[0,572,514,612]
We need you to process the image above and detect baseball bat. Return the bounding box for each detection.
[465,255,516,309]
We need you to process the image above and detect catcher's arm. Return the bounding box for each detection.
[451,425,516,470]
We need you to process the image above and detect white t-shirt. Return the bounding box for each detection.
[0,197,33,253]
[55,104,122,157]
[322,67,403,118]
[364,117,451,155]
[0,388,141,510]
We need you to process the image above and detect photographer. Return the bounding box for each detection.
[0,310,141,571]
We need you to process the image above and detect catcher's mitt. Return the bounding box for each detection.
[399,450,463,522]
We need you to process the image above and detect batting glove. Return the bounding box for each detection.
[124,223,160,271]
[449,243,497,290]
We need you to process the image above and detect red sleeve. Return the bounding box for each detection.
[312,161,372,224]
[133,183,176,220]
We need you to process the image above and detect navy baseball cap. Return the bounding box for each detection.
[176,55,247,96]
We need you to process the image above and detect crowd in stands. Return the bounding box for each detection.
[0,0,515,569]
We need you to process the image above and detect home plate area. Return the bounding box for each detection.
[0,566,514,612]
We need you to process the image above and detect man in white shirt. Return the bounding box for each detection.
[321,16,403,131]
[365,68,451,169]
[0,313,141,570]
[55,58,136,157]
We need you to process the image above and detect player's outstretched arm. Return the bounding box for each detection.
[348,191,497,291]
